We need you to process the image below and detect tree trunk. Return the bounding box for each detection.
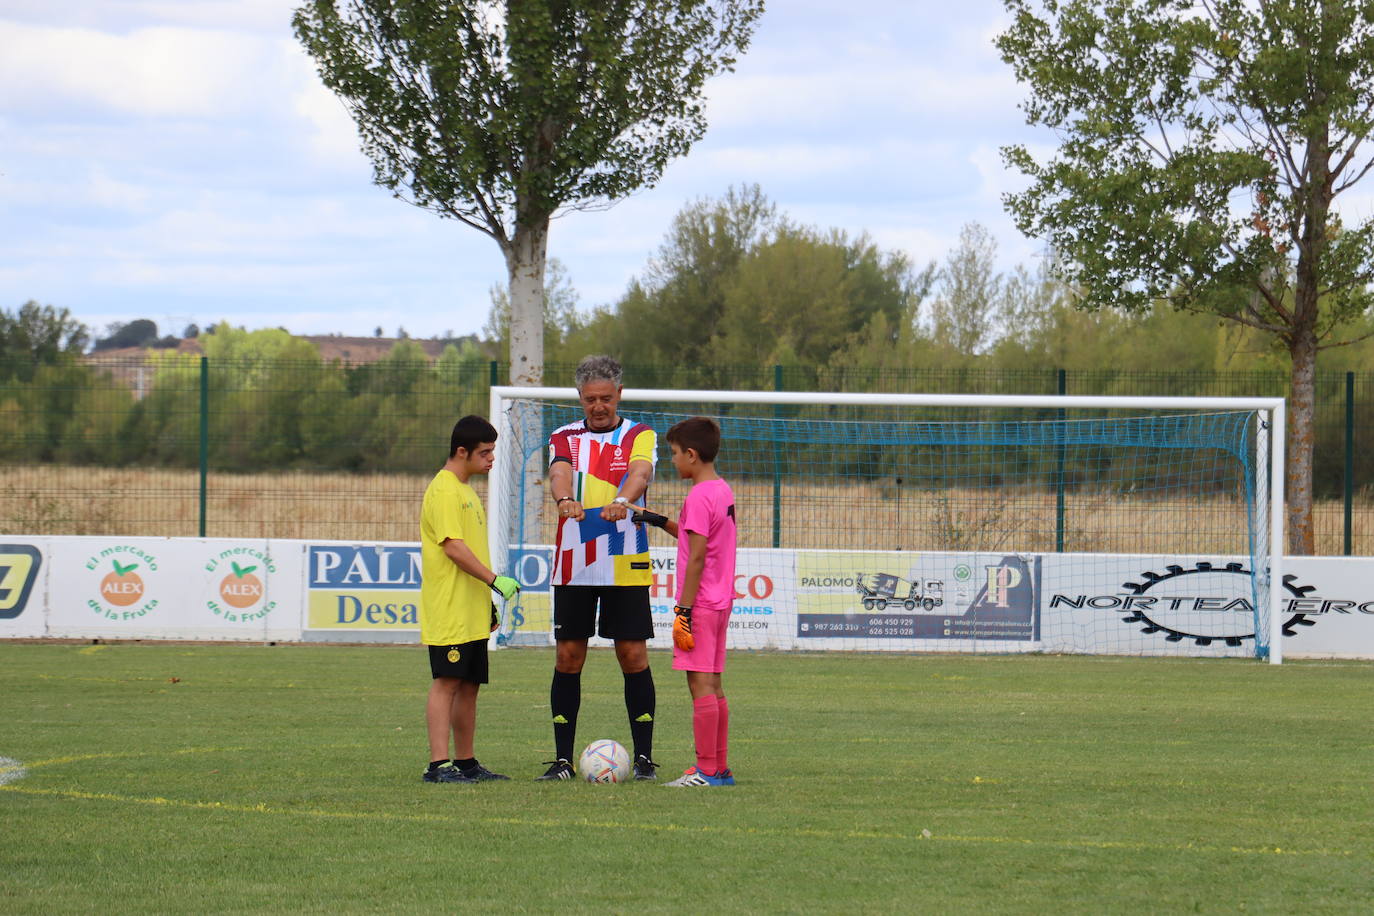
[501,214,550,562]
[1286,61,1331,557]
[1286,327,1318,555]
[505,217,548,388]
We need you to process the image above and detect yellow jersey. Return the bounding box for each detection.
[419,470,490,646]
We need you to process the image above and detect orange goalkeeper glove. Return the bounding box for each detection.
[672,605,695,651]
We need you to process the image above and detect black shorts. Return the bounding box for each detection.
[553,586,653,642]
[428,638,490,683]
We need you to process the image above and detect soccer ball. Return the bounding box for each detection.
[578,739,631,784]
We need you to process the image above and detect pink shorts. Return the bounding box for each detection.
[671,604,730,673]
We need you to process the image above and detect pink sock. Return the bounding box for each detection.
[692,695,718,774]
[715,696,729,772]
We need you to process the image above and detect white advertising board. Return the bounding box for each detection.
[300,541,422,643]
[1278,556,1374,659]
[35,537,304,642]
[3,537,1372,659]
[0,538,48,639]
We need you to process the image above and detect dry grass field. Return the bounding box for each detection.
[2,465,1368,554]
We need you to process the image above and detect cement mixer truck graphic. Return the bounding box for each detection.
[855,571,944,611]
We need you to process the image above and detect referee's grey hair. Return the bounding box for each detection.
[574,355,623,390]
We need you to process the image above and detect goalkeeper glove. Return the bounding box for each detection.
[672,605,695,651]
[631,508,669,529]
[490,602,499,631]
[489,574,520,600]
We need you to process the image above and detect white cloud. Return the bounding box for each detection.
[0,19,302,118]
[1,1,296,34]
[291,61,371,172]
[1,0,1054,341]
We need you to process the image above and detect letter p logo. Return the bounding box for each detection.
[986,565,1023,609]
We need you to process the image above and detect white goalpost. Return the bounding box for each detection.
[489,387,1286,664]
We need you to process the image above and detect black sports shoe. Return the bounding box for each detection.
[633,755,659,781]
[423,762,477,784]
[460,763,510,781]
[536,759,574,780]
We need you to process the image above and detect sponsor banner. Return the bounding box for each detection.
[6,536,1374,657]
[1277,556,1374,659]
[305,543,421,632]
[505,546,794,650]
[198,541,302,641]
[0,539,47,638]
[1040,554,1259,656]
[44,537,302,640]
[47,537,177,637]
[498,547,554,644]
[643,547,793,650]
[1038,554,1374,658]
[795,551,1040,647]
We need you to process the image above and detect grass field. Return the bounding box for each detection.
[2,644,1372,913]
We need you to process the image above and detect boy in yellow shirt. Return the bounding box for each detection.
[419,415,520,783]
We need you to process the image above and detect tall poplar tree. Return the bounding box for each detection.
[998,0,1374,554]
[293,0,763,385]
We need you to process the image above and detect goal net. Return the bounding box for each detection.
[488,388,1285,663]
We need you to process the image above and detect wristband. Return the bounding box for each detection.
[612,496,630,506]
[556,496,574,505]
[631,508,668,529]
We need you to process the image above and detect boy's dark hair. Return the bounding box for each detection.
[450,415,498,458]
[665,416,721,463]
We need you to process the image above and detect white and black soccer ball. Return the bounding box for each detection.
[577,739,631,784]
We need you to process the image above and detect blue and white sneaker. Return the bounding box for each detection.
[712,768,735,786]
[664,766,723,787]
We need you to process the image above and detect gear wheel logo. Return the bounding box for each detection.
[1279,575,1319,637]
[1120,562,1313,647]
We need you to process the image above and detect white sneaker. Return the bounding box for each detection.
[664,766,717,787]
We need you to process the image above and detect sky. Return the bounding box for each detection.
[0,0,1048,342]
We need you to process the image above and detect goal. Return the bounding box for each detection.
[487,388,1286,663]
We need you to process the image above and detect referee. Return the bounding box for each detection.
[537,355,659,781]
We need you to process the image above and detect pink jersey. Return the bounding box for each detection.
[675,478,737,611]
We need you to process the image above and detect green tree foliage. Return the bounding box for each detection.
[0,303,99,461]
[573,186,926,384]
[292,0,763,387]
[998,0,1374,553]
[0,301,90,379]
[929,223,1002,359]
[93,320,159,351]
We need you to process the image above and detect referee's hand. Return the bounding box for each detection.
[555,497,585,521]
[600,502,630,522]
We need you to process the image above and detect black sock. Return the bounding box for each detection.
[623,666,655,761]
[428,759,448,771]
[551,669,581,762]
[453,757,477,771]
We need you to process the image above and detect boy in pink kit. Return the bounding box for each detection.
[653,416,737,788]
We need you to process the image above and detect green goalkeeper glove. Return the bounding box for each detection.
[489,575,520,600]
[632,508,669,529]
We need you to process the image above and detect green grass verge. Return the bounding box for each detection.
[1,644,1371,913]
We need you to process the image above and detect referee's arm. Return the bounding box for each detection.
[548,459,585,520]
[602,459,652,521]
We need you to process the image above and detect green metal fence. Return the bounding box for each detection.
[1,356,1369,553]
